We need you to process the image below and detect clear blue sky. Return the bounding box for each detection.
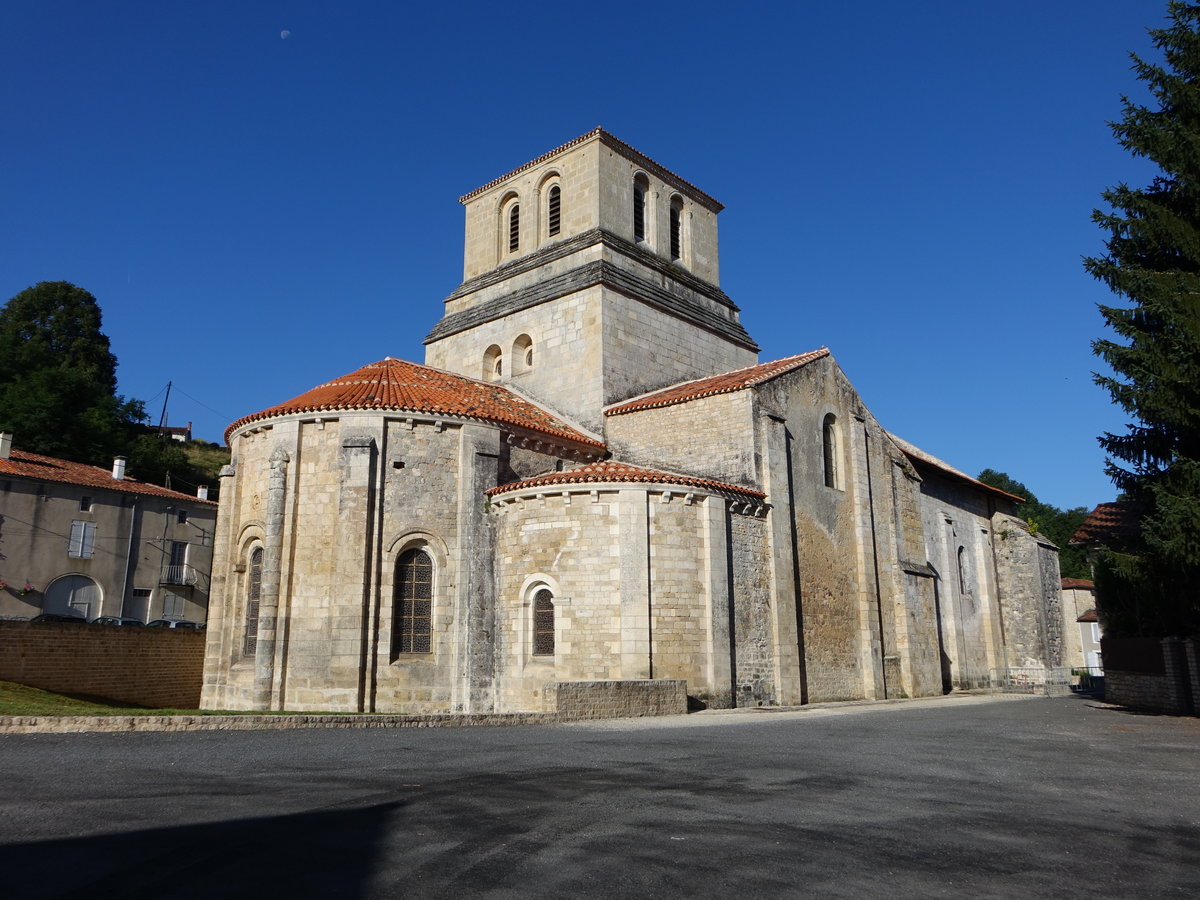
[0,1,1168,511]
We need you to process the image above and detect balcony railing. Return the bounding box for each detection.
[160,564,198,586]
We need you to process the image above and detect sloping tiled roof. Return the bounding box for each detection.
[0,449,216,505]
[226,358,604,449]
[486,460,765,500]
[1070,501,1141,546]
[887,433,1025,504]
[459,128,723,211]
[605,349,831,417]
[1077,609,1099,623]
[1061,577,1095,590]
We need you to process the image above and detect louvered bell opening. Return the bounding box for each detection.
[548,186,561,236]
[670,206,681,260]
[633,188,645,242]
[509,204,520,253]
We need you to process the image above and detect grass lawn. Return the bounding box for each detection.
[0,681,205,716]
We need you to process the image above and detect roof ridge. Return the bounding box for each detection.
[486,458,765,500]
[604,348,830,417]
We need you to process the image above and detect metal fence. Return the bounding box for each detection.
[992,666,1105,696]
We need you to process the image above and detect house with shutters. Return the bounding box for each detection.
[0,432,216,623]
[201,129,1063,714]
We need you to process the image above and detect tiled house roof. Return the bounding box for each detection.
[486,460,765,501]
[1070,501,1141,546]
[226,357,604,449]
[887,433,1025,504]
[0,449,216,504]
[1077,609,1099,623]
[605,349,831,416]
[1061,577,1095,590]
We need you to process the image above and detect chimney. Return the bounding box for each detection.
[112,456,127,480]
[0,432,11,460]
[197,485,209,500]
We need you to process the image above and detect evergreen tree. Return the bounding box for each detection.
[0,282,144,463]
[1084,2,1200,634]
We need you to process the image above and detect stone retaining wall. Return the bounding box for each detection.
[546,678,688,718]
[0,712,557,735]
[0,621,205,709]
[1103,637,1198,715]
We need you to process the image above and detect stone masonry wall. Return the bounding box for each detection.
[729,513,775,706]
[991,512,1062,668]
[0,621,204,708]
[648,498,709,690]
[605,391,758,489]
[545,678,688,719]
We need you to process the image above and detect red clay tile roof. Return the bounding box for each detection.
[1061,577,1095,590]
[0,449,216,504]
[459,128,723,211]
[1077,609,1099,623]
[226,357,604,449]
[1070,501,1141,546]
[887,433,1026,504]
[486,460,766,500]
[605,349,831,416]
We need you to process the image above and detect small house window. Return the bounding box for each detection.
[68,520,96,558]
[243,547,263,656]
[508,204,520,253]
[393,548,433,655]
[533,588,554,656]
[548,185,561,236]
[177,509,189,525]
[79,496,92,512]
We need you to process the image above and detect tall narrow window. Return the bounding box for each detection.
[547,185,561,236]
[68,520,96,558]
[243,547,263,656]
[669,197,683,260]
[822,414,840,489]
[508,204,520,253]
[533,588,554,656]
[393,548,433,655]
[633,178,647,242]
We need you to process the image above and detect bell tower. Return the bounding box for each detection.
[423,129,759,432]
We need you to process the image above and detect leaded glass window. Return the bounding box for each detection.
[533,588,554,656]
[243,547,263,656]
[394,548,433,655]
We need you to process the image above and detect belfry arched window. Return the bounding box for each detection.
[243,547,263,657]
[633,174,649,243]
[533,588,554,656]
[513,334,533,374]
[669,195,684,261]
[508,204,520,253]
[393,548,433,656]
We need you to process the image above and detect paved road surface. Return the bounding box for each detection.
[0,694,1197,898]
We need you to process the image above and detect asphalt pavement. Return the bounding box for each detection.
[0,693,1196,898]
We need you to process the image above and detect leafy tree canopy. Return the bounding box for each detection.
[0,282,144,463]
[1083,1,1200,634]
[977,469,1091,580]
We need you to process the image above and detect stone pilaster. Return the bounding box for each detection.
[702,496,733,708]
[252,447,289,709]
[619,489,651,679]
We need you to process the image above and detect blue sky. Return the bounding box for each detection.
[0,1,1168,510]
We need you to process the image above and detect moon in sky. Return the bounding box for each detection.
[280,30,291,39]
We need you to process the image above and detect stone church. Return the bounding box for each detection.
[201,129,1063,713]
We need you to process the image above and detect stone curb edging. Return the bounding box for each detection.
[0,712,563,734]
